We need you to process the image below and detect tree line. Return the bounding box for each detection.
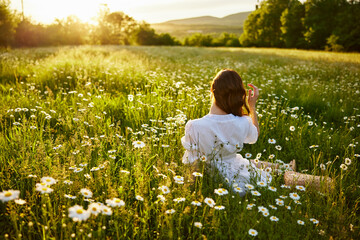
[1,0,359,51]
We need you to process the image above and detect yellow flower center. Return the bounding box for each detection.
[42,188,47,191]
[115,199,120,203]
[46,179,51,182]
[4,192,12,197]
[92,207,97,211]
[76,209,83,214]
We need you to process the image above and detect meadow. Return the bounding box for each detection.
[0,45,359,239]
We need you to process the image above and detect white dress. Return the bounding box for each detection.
[181,113,272,195]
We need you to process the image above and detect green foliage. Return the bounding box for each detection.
[0,0,15,47]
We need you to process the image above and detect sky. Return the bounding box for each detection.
[9,0,258,24]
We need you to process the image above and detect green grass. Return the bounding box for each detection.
[0,45,359,239]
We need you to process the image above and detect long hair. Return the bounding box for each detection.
[210,69,250,116]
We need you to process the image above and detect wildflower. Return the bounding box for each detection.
[308,121,314,126]
[68,205,90,222]
[174,175,184,182]
[90,167,100,172]
[344,158,351,165]
[319,163,326,171]
[63,180,73,185]
[120,170,130,174]
[285,205,291,210]
[36,186,53,194]
[158,186,170,194]
[74,167,83,173]
[135,195,144,201]
[340,164,348,170]
[79,162,88,167]
[0,190,20,202]
[297,220,305,225]
[289,192,300,201]
[191,201,201,206]
[269,154,275,159]
[14,199,27,205]
[192,172,203,177]
[275,199,284,206]
[258,206,268,213]
[80,188,93,198]
[173,197,186,203]
[101,206,113,215]
[88,203,102,216]
[268,138,276,144]
[84,174,91,179]
[269,205,277,210]
[290,126,295,131]
[246,203,255,210]
[214,205,225,210]
[275,145,282,150]
[257,181,267,187]
[245,184,254,190]
[132,141,145,148]
[204,197,216,208]
[295,185,306,191]
[294,200,302,205]
[279,195,288,199]
[194,222,202,229]
[248,229,258,236]
[165,209,175,214]
[251,191,261,196]
[28,174,38,178]
[65,194,76,199]
[310,218,319,224]
[214,188,229,196]
[128,94,134,102]
[245,153,252,158]
[268,186,277,192]
[106,198,125,207]
[270,216,279,222]
[157,195,166,202]
[40,177,57,186]
[200,155,207,162]
[234,187,243,193]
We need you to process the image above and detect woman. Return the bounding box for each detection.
[181,69,300,195]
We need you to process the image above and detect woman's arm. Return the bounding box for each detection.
[247,83,260,137]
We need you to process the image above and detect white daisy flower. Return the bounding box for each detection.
[0,190,20,202]
[65,194,76,199]
[173,197,186,203]
[158,185,170,194]
[14,199,26,205]
[245,184,255,190]
[106,198,125,207]
[36,186,53,194]
[132,141,145,148]
[268,138,276,144]
[295,185,306,191]
[309,218,319,224]
[344,158,351,165]
[68,205,90,222]
[192,172,203,177]
[290,126,295,131]
[245,153,252,158]
[101,205,113,215]
[165,209,175,214]
[194,222,202,229]
[268,186,277,192]
[80,188,93,198]
[191,200,202,206]
[234,187,243,193]
[204,197,215,208]
[289,192,300,201]
[214,205,225,210]
[40,177,57,186]
[88,203,102,216]
[297,220,305,225]
[214,188,229,196]
[251,190,261,196]
[135,195,144,201]
[257,181,267,187]
[248,229,258,236]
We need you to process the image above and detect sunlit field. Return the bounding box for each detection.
[0,46,359,239]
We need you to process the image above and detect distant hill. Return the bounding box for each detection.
[151,11,252,39]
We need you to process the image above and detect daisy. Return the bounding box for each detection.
[88,203,102,216]
[308,121,314,126]
[194,222,202,229]
[285,205,291,210]
[340,164,348,170]
[248,229,258,236]
[289,192,300,201]
[14,199,26,205]
[319,163,326,171]
[157,195,166,202]
[101,206,113,215]
[158,186,170,194]
[269,205,277,210]
[295,185,306,191]
[106,198,125,207]
[268,186,277,192]
[173,197,186,203]
[245,153,252,158]
[204,197,215,208]
[268,138,276,144]
[275,145,282,150]
[63,180,73,185]
[257,181,267,187]
[275,199,284,206]
[191,200,202,206]
[174,176,184,182]
[36,186,54,194]
[246,203,255,210]
[245,184,255,190]
[344,158,351,165]
[80,188,93,198]
[234,187,243,193]
[192,172,203,177]
[165,209,175,214]
[290,126,295,131]
[132,141,145,148]
[297,220,305,225]
[258,206,268,213]
[270,216,279,222]
[65,194,76,199]
[310,218,319,224]
[74,167,83,173]
[68,205,90,222]
[200,155,207,162]
[262,211,270,217]
[40,177,57,186]
[279,195,288,199]
[0,190,20,202]
[251,190,261,196]
[214,205,225,210]
[135,195,144,201]
[90,167,100,172]
[294,200,302,205]
[214,188,229,196]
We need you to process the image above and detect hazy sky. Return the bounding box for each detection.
[10,0,257,24]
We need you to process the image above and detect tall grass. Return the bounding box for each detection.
[0,46,359,239]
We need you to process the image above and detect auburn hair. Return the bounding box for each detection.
[210,69,250,117]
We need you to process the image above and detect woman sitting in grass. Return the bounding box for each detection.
[181,69,329,195]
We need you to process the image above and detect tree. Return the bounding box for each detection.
[280,0,306,48]
[0,0,15,47]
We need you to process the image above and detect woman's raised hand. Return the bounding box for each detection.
[247,83,259,109]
